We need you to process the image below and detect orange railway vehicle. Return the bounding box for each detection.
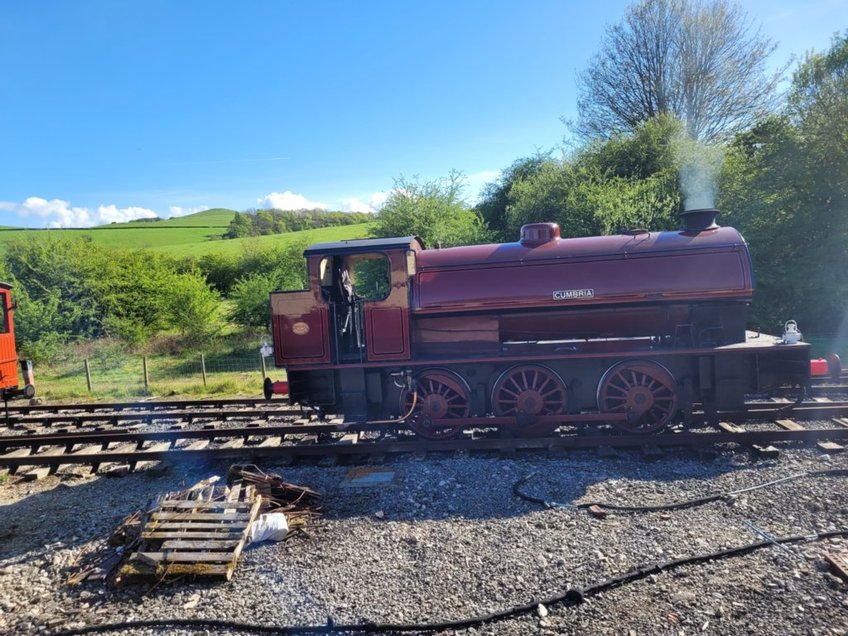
[0,283,35,402]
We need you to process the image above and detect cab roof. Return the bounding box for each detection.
[303,236,424,257]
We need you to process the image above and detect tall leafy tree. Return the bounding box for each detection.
[494,116,683,240]
[575,0,782,141]
[720,33,848,334]
[476,155,550,241]
[372,172,488,248]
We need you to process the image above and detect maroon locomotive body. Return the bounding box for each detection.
[268,210,810,437]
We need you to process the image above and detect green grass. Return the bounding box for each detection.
[0,226,228,252]
[149,223,372,257]
[116,208,237,228]
[0,208,372,258]
[34,337,286,401]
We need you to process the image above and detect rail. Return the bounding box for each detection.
[1,399,847,476]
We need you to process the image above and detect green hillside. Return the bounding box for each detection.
[0,209,372,257]
[149,222,373,257]
[115,208,237,228]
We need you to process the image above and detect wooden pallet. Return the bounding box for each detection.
[119,479,261,582]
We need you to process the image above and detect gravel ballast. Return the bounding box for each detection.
[2,445,848,635]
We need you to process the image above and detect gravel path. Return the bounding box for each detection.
[2,442,847,635]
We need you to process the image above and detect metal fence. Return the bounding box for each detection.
[37,353,275,396]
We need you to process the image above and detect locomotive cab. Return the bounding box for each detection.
[270,237,422,417]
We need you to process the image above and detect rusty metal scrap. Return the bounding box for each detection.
[107,510,144,547]
[227,464,322,517]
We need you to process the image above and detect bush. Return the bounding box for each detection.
[196,252,240,295]
[229,272,279,328]
[229,243,310,329]
[372,172,489,248]
[164,271,222,344]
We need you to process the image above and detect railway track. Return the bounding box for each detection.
[4,405,304,428]
[5,396,848,430]
[2,399,848,479]
[2,396,279,416]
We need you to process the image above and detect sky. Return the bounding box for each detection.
[0,0,846,228]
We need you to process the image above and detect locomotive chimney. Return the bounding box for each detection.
[679,208,719,233]
[520,222,561,247]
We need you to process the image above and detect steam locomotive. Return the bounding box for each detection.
[266,209,817,438]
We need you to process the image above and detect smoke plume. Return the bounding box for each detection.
[674,132,724,210]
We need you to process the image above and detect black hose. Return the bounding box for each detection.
[49,529,848,636]
[513,468,848,513]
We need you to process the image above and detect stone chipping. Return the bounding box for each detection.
[1,442,848,635]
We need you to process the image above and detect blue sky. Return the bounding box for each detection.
[1,0,845,228]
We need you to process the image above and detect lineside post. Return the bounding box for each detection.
[143,356,149,391]
[201,354,208,387]
[260,353,267,379]
[84,359,92,393]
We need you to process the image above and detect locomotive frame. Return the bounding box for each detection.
[268,211,810,438]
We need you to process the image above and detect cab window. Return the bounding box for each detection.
[345,254,390,301]
[0,294,7,334]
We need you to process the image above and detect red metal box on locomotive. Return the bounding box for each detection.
[268,209,810,438]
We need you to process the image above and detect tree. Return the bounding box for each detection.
[500,116,683,240]
[229,272,280,329]
[476,155,551,241]
[372,172,489,248]
[3,237,104,339]
[10,286,68,362]
[719,33,848,334]
[788,31,848,209]
[229,241,310,329]
[164,271,221,344]
[575,0,782,141]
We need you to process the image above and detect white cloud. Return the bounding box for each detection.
[0,196,159,228]
[339,191,389,213]
[96,204,158,224]
[10,196,94,228]
[465,170,501,202]
[168,205,208,218]
[368,191,389,209]
[258,191,328,211]
[340,197,373,213]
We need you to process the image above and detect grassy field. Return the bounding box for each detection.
[151,223,373,257]
[32,336,284,401]
[0,208,372,257]
[116,208,237,228]
[3,208,372,400]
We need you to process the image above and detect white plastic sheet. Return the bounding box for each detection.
[248,512,289,542]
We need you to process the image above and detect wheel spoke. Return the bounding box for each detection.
[492,365,567,432]
[600,362,677,434]
[400,371,471,440]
